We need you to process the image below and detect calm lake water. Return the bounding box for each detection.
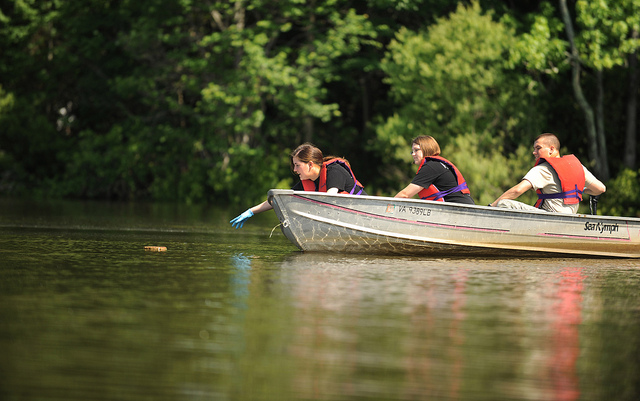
[1,198,640,401]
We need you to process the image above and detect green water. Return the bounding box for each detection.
[1,198,640,401]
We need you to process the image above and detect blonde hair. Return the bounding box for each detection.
[412,135,441,157]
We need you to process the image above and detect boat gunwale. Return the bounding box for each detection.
[268,189,640,224]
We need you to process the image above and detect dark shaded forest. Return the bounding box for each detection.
[1,0,638,215]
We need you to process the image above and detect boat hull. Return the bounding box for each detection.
[267,190,640,258]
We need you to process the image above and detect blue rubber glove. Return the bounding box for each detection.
[230,209,254,229]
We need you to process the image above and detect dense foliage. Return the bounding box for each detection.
[1,0,638,216]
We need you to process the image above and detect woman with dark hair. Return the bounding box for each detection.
[230,143,366,228]
[395,135,475,205]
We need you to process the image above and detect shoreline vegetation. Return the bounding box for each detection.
[1,1,638,216]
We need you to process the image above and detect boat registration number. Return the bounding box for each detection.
[386,204,431,217]
[408,206,431,216]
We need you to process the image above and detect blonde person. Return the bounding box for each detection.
[230,143,366,228]
[489,133,606,213]
[395,135,475,204]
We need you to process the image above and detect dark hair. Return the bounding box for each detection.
[535,133,560,149]
[290,143,324,171]
[412,135,441,157]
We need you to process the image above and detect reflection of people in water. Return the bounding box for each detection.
[229,253,252,307]
[275,256,586,399]
[549,267,584,401]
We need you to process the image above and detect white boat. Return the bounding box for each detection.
[267,189,640,258]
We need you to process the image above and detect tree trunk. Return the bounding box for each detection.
[624,30,639,169]
[595,70,610,180]
[304,116,314,144]
[559,0,605,177]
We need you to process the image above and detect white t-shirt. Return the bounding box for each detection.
[523,161,598,213]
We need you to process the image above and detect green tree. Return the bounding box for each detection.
[375,1,540,204]
[496,0,640,215]
[195,0,378,204]
[575,0,640,171]
[0,0,69,192]
[598,168,640,217]
[1,0,379,204]
[555,0,640,180]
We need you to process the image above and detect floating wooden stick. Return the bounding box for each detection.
[144,246,167,252]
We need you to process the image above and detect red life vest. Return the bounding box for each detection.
[300,158,364,194]
[533,155,585,208]
[416,156,470,201]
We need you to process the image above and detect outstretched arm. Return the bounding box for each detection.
[395,183,423,198]
[489,180,533,207]
[250,200,274,214]
[230,200,273,229]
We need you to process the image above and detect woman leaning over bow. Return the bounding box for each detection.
[230,143,366,228]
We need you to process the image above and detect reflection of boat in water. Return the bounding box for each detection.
[268,190,640,258]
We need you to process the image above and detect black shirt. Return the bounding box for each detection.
[292,163,366,194]
[411,160,474,204]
